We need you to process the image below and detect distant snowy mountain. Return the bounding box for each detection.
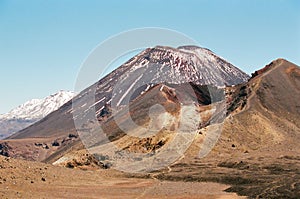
[0,90,75,120]
[0,90,75,139]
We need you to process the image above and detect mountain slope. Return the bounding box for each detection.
[221,58,300,152]
[50,58,300,198]
[8,45,249,141]
[157,59,300,198]
[0,91,75,139]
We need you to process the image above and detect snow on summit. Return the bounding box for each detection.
[0,90,75,120]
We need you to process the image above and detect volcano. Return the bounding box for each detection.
[1,46,300,198]
[7,45,249,141]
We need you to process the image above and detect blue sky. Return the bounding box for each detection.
[0,0,299,113]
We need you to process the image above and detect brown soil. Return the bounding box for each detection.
[0,155,244,199]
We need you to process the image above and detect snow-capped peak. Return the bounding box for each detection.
[0,90,75,120]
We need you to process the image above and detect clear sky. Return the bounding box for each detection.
[0,0,299,113]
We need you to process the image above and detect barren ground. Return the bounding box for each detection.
[0,155,245,199]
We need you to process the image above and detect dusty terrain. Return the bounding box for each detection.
[0,155,244,199]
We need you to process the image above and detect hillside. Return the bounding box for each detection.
[154,59,300,198]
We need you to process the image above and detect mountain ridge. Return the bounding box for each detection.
[0,90,75,139]
[0,90,75,120]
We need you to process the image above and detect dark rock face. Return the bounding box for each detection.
[0,142,11,157]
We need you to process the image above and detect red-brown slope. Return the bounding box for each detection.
[154,59,300,199]
[220,58,300,155]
